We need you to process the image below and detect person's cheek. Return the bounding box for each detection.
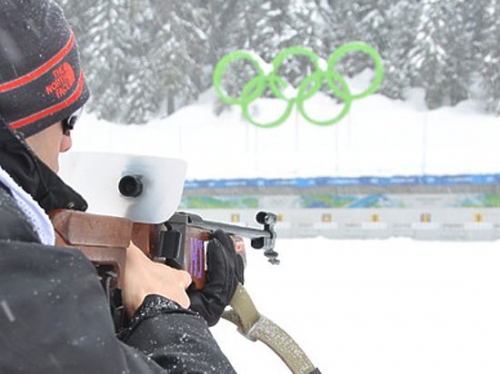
[60,135,72,153]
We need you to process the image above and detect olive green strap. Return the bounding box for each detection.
[222,284,320,374]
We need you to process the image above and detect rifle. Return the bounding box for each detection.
[49,207,320,374]
[49,207,277,294]
[54,152,321,374]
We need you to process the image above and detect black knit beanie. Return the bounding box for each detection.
[0,0,90,138]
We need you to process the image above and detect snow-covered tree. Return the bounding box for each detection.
[57,0,209,123]
[323,0,366,77]
[379,0,420,99]
[408,0,455,109]
[442,1,475,106]
[147,0,209,116]
[55,0,500,120]
[479,0,500,114]
[209,0,339,108]
[57,0,155,122]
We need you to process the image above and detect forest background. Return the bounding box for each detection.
[55,0,500,125]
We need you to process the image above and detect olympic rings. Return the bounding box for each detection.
[213,43,384,128]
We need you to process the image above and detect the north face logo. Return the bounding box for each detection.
[46,62,76,99]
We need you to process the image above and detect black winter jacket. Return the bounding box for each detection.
[0,120,236,373]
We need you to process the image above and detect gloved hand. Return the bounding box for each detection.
[188,229,245,326]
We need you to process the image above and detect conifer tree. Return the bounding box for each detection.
[442,1,475,106]
[407,0,453,109]
[324,0,366,77]
[480,0,500,113]
[148,0,209,115]
[380,0,420,99]
[55,0,500,120]
[58,0,154,122]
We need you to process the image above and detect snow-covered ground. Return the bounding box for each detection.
[212,237,500,374]
[66,75,500,373]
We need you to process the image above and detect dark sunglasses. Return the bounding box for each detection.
[62,106,84,136]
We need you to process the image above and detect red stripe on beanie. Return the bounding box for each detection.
[10,71,85,130]
[0,31,75,93]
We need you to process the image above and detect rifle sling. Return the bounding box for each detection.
[223,284,320,374]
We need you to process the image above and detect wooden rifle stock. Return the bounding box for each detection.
[49,210,278,291]
[49,209,132,288]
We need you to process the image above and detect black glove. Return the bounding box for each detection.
[188,229,245,326]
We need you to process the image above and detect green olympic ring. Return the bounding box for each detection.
[213,43,384,128]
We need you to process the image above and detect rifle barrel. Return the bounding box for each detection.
[192,220,273,240]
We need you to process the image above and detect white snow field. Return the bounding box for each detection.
[211,237,500,374]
